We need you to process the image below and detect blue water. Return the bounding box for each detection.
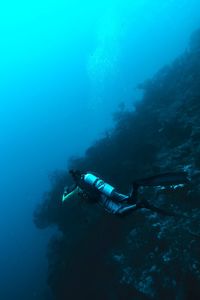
[0,1,200,299]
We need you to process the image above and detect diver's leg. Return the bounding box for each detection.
[111,190,129,202]
[128,183,139,203]
[116,204,137,215]
[99,195,136,215]
[134,196,177,217]
[99,195,122,214]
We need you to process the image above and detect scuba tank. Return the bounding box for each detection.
[83,173,115,197]
[69,170,129,202]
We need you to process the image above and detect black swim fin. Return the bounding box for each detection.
[133,172,189,187]
[136,198,181,217]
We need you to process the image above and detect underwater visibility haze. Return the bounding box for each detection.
[0,0,200,299]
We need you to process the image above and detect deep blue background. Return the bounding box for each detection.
[0,1,200,299]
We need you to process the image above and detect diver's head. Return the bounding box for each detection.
[69,169,82,183]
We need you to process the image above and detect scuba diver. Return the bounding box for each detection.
[62,170,189,216]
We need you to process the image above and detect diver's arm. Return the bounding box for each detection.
[62,184,77,203]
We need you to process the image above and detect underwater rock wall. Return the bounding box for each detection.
[34,30,200,300]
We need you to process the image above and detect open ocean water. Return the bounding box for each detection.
[0,1,200,299]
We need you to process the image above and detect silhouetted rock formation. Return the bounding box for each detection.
[34,30,200,300]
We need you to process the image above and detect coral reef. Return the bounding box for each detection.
[34,30,200,300]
